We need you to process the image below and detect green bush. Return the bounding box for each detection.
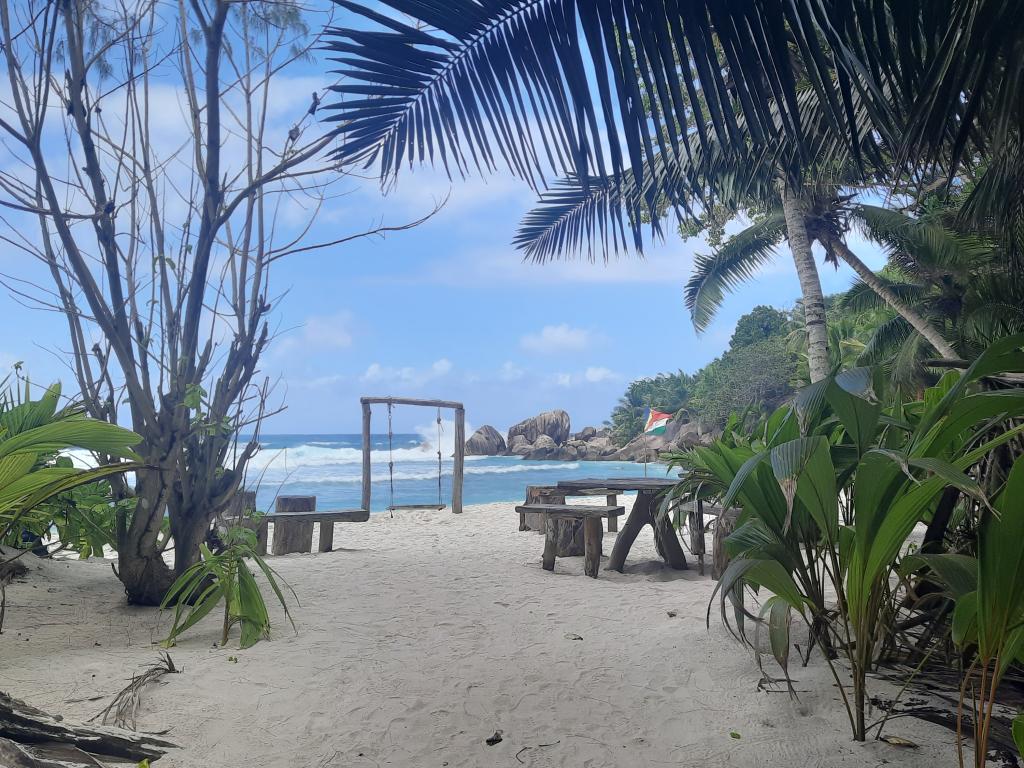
[664,335,1024,743]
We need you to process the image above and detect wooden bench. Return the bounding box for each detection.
[514,503,624,578]
[519,486,621,533]
[258,495,369,555]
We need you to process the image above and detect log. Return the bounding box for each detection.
[583,517,603,578]
[712,508,741,581]
[271,496,316,555]
[0,737,107,767]
[0,692,175,762]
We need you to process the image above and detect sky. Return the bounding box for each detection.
[0,2,887,437]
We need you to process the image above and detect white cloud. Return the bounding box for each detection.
[520,324,592,354]
[552,372,573,388]
[498,361,525,381]
[361,357,453,387]
[584,366,618,383]
[276,311,354,356]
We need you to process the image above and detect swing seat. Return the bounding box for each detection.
[387,503,447,511]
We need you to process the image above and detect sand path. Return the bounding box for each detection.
[0,501,960,767]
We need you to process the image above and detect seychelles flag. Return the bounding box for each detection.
[643,408,672,436]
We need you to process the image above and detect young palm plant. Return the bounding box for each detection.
[665,334,1024,742]
[904,454,1024,768]
[161,526,296,650]
[0,381,141,551]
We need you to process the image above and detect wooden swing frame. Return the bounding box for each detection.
[360,396,465,514]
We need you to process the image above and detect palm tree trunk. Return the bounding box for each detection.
[780,187,830,382]
[828,239,958,360]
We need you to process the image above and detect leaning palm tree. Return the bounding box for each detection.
[686,191,960,380]
[838,208,1024,389]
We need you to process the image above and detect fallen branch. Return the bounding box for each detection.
[0,736,107,767]
[0,691,176,762]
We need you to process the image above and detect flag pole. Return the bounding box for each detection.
[642,407,649,477]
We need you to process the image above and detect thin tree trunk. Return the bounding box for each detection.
[829,239,959,360]
[781,188,830,382]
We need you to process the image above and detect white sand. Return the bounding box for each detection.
[1,500,962,767]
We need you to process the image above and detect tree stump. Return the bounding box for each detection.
[712,508,741,580]
[271,496,316,555]
[522,487,583,556]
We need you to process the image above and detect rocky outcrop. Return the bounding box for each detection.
[507,410,571,447]
[508,434,532,456]
[496,409,704,464]
[465,425,506,456]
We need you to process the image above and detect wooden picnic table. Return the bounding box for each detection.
[513,503,625,577]
[556,477,690,572]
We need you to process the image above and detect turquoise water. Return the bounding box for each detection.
[246,434,670,513]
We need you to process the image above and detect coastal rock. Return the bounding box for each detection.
[675,421,701,448]
[613,433,668,462]
[508,434,532,456]
[575,426,598,441]
[507,410,571,447]
[526,434,558,457]
[465,425,506,456]
[586,436,615,454]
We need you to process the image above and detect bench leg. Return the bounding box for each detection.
[257,518,269,556]
[542,517,557,571]
[606,494,618,532]
[583,517,603,578]
[272,519,314,555]
[318,521,335,553]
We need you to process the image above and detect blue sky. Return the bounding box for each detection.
[0,3,886,437]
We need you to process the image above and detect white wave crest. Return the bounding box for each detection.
[260,461,580,485]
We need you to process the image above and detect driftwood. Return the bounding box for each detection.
[0,691,176,762]
[0,737,108,767]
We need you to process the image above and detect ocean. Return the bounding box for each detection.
[245,433,670,513]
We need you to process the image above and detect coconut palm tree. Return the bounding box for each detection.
[838,208,1024,389]
[686,191,960,380]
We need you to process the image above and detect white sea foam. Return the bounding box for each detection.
[278,461,580,485]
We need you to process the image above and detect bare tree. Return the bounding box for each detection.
[0,0,432,604]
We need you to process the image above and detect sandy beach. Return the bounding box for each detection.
[1,500,962,767]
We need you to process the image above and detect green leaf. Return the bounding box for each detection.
[1011,713,1024,759]
[901,554,978,600]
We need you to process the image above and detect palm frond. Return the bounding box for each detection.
[859,315,913,365]
[851,204,990,275]
[323,1,869,203]
[684,211,787,332]
[838,277,925,313]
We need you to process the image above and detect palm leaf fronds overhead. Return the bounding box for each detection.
[322,1,867,193]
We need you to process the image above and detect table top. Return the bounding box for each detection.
[556,477,679,492]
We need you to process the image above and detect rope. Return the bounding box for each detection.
[387,402,395,518]
[436,407,443,506]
